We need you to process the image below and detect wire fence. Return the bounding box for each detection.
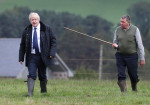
[61,58,150,80]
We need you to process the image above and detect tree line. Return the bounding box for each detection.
[0,1,150,78]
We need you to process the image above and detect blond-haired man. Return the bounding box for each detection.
[19,12,56,96]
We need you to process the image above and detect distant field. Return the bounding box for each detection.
[0,78,150,105]
[0,0,150,24]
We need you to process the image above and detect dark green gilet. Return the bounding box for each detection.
[116,25,137,54]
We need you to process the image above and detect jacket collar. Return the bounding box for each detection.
[25,21,46,32]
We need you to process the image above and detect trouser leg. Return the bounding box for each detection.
[115,53,126,80]
[126,53,138,91]
[115,53,127,92]
[37,55,47,93]
[26,54,40,96]
[27,54,38,80]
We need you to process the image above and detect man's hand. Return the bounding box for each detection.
[50,56,53,58]
[112,43,118,48]
[140,60,145,66]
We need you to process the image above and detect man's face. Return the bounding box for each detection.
[120,18,129,29]
[30,15,40,27]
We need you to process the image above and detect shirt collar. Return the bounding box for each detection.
[127,24,131,30]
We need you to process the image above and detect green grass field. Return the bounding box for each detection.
[0,0,150,24]
[0,78,150,105]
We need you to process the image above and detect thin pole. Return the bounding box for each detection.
[64,27,113,45]
[99,45,103,80]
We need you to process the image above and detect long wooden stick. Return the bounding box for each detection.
[64,27,113,45]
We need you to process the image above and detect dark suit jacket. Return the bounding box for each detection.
[19,21,56,67]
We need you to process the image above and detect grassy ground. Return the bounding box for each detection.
[0,78,150,105]
[0,0,150,24]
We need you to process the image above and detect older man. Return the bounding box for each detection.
[19,12,56,96]
[112,15,145,92]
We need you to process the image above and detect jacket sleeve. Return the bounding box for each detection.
[19,30,26,62]
[48,27,57,57]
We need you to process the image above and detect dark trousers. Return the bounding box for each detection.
[28,54,47,81]
[115,52,139,82]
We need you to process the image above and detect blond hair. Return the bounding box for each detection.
[29,12,40,20]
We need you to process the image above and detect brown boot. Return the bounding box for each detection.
[131,81,137,92]
[117,80,127,92]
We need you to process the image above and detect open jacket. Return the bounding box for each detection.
[19,21,56,67]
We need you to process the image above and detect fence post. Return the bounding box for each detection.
[99,45,103,80]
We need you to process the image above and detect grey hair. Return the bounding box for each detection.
[121,15,131,23]
[29,12,40,20]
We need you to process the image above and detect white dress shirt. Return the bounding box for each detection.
[31,24,41,54]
